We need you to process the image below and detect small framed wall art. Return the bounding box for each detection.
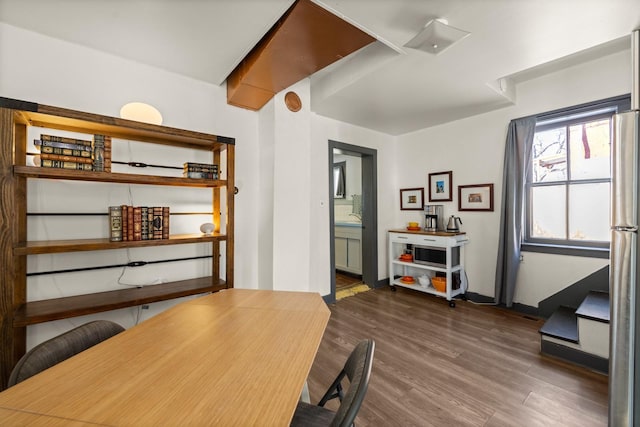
[428,171,452,202]
[458,183,494,211]
[400,187,424,210]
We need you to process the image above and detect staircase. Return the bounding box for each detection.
[539,290,609,373]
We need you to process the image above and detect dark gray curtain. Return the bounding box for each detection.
[494,117,536,307]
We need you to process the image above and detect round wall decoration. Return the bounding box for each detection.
[284,91,302,112]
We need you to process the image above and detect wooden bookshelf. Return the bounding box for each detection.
[0,97,236,389]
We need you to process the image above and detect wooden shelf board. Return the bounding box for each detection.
[14,107,235,151]
[14,166,227,188]
[15,233,227,255]
[13,277,227,326]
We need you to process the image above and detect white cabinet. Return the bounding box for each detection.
[335,225,362,275]
[388,230,468,307]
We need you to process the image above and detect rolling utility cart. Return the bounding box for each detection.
[388,229,469,307]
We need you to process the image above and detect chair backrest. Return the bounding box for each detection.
[8,320,125,387]
[319,339,375,427]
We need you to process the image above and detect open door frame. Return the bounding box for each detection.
[328,140,378,303]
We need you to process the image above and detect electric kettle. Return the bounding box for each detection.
[446,215,462,232]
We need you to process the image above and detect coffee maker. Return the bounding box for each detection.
[424,205,443,231]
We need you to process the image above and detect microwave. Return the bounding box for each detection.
[413,244,459,268]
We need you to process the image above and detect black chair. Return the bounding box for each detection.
[8,320,125,387]
[291,339,375,427]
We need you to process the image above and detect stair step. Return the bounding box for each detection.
[539,306,578,343]
[575,290,609,323]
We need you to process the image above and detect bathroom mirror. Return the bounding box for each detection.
[333,161,346,198]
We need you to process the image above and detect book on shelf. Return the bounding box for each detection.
[109,206,123,242]
[152,207,163,240]
[183,162,218,172]
[133,206,142,241]
[141,207,149,240]
[127,205,134,241]
[35,133,113,173]
[40,145,92,158]
[92,135,105,172]
[35,140,93,154]
[183,162,218,179]
[115,205,170,241]
[104,136,111,172]
[183,171,219,179]
[122,205,129,241]
[40,158,93,170]
[184,161,218,168]
[37,153,93,164]
[162,207,170,239]
[147,208,154,240]
[41,134,92,146]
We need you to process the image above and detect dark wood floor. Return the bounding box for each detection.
[306,286,608,427]
[335,271,363,291]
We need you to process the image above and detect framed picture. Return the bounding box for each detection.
[428,171,452,202]
[400,188,424,210]
[458,183,494,211]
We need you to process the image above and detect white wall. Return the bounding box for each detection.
[396,49,629,306]
[257,95,276,290]
[272,80,312,291]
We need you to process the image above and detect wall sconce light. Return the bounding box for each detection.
[403,18,470,55]
[119,102,163,125]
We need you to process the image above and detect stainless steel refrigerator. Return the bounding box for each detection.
[610,29,640,427]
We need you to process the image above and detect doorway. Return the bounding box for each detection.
[329,140,378,302]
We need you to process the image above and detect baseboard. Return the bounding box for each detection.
[465,291,539,316]
[375,278,389,288]
[541,340,609,374]
[322,294,335,305]
[509,302,539,317]
[465,291,494,303]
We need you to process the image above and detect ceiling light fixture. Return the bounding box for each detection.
[403,18,470,55]
[119,102,163,125]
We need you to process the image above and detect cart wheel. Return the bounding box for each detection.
[390,285,397,292]
[449,301,456,308]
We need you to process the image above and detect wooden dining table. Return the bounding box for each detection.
[0,289,331,426]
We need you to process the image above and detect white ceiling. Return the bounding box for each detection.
[1,0,638,135]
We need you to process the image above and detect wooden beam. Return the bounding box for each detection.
[227,0,375,110]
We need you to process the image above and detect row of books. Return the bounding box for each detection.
[33,137,221,180]
[183,162,218,180]
[109,205,169,242]
[34,134,112,172]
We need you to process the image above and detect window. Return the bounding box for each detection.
[523,96,630,257]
